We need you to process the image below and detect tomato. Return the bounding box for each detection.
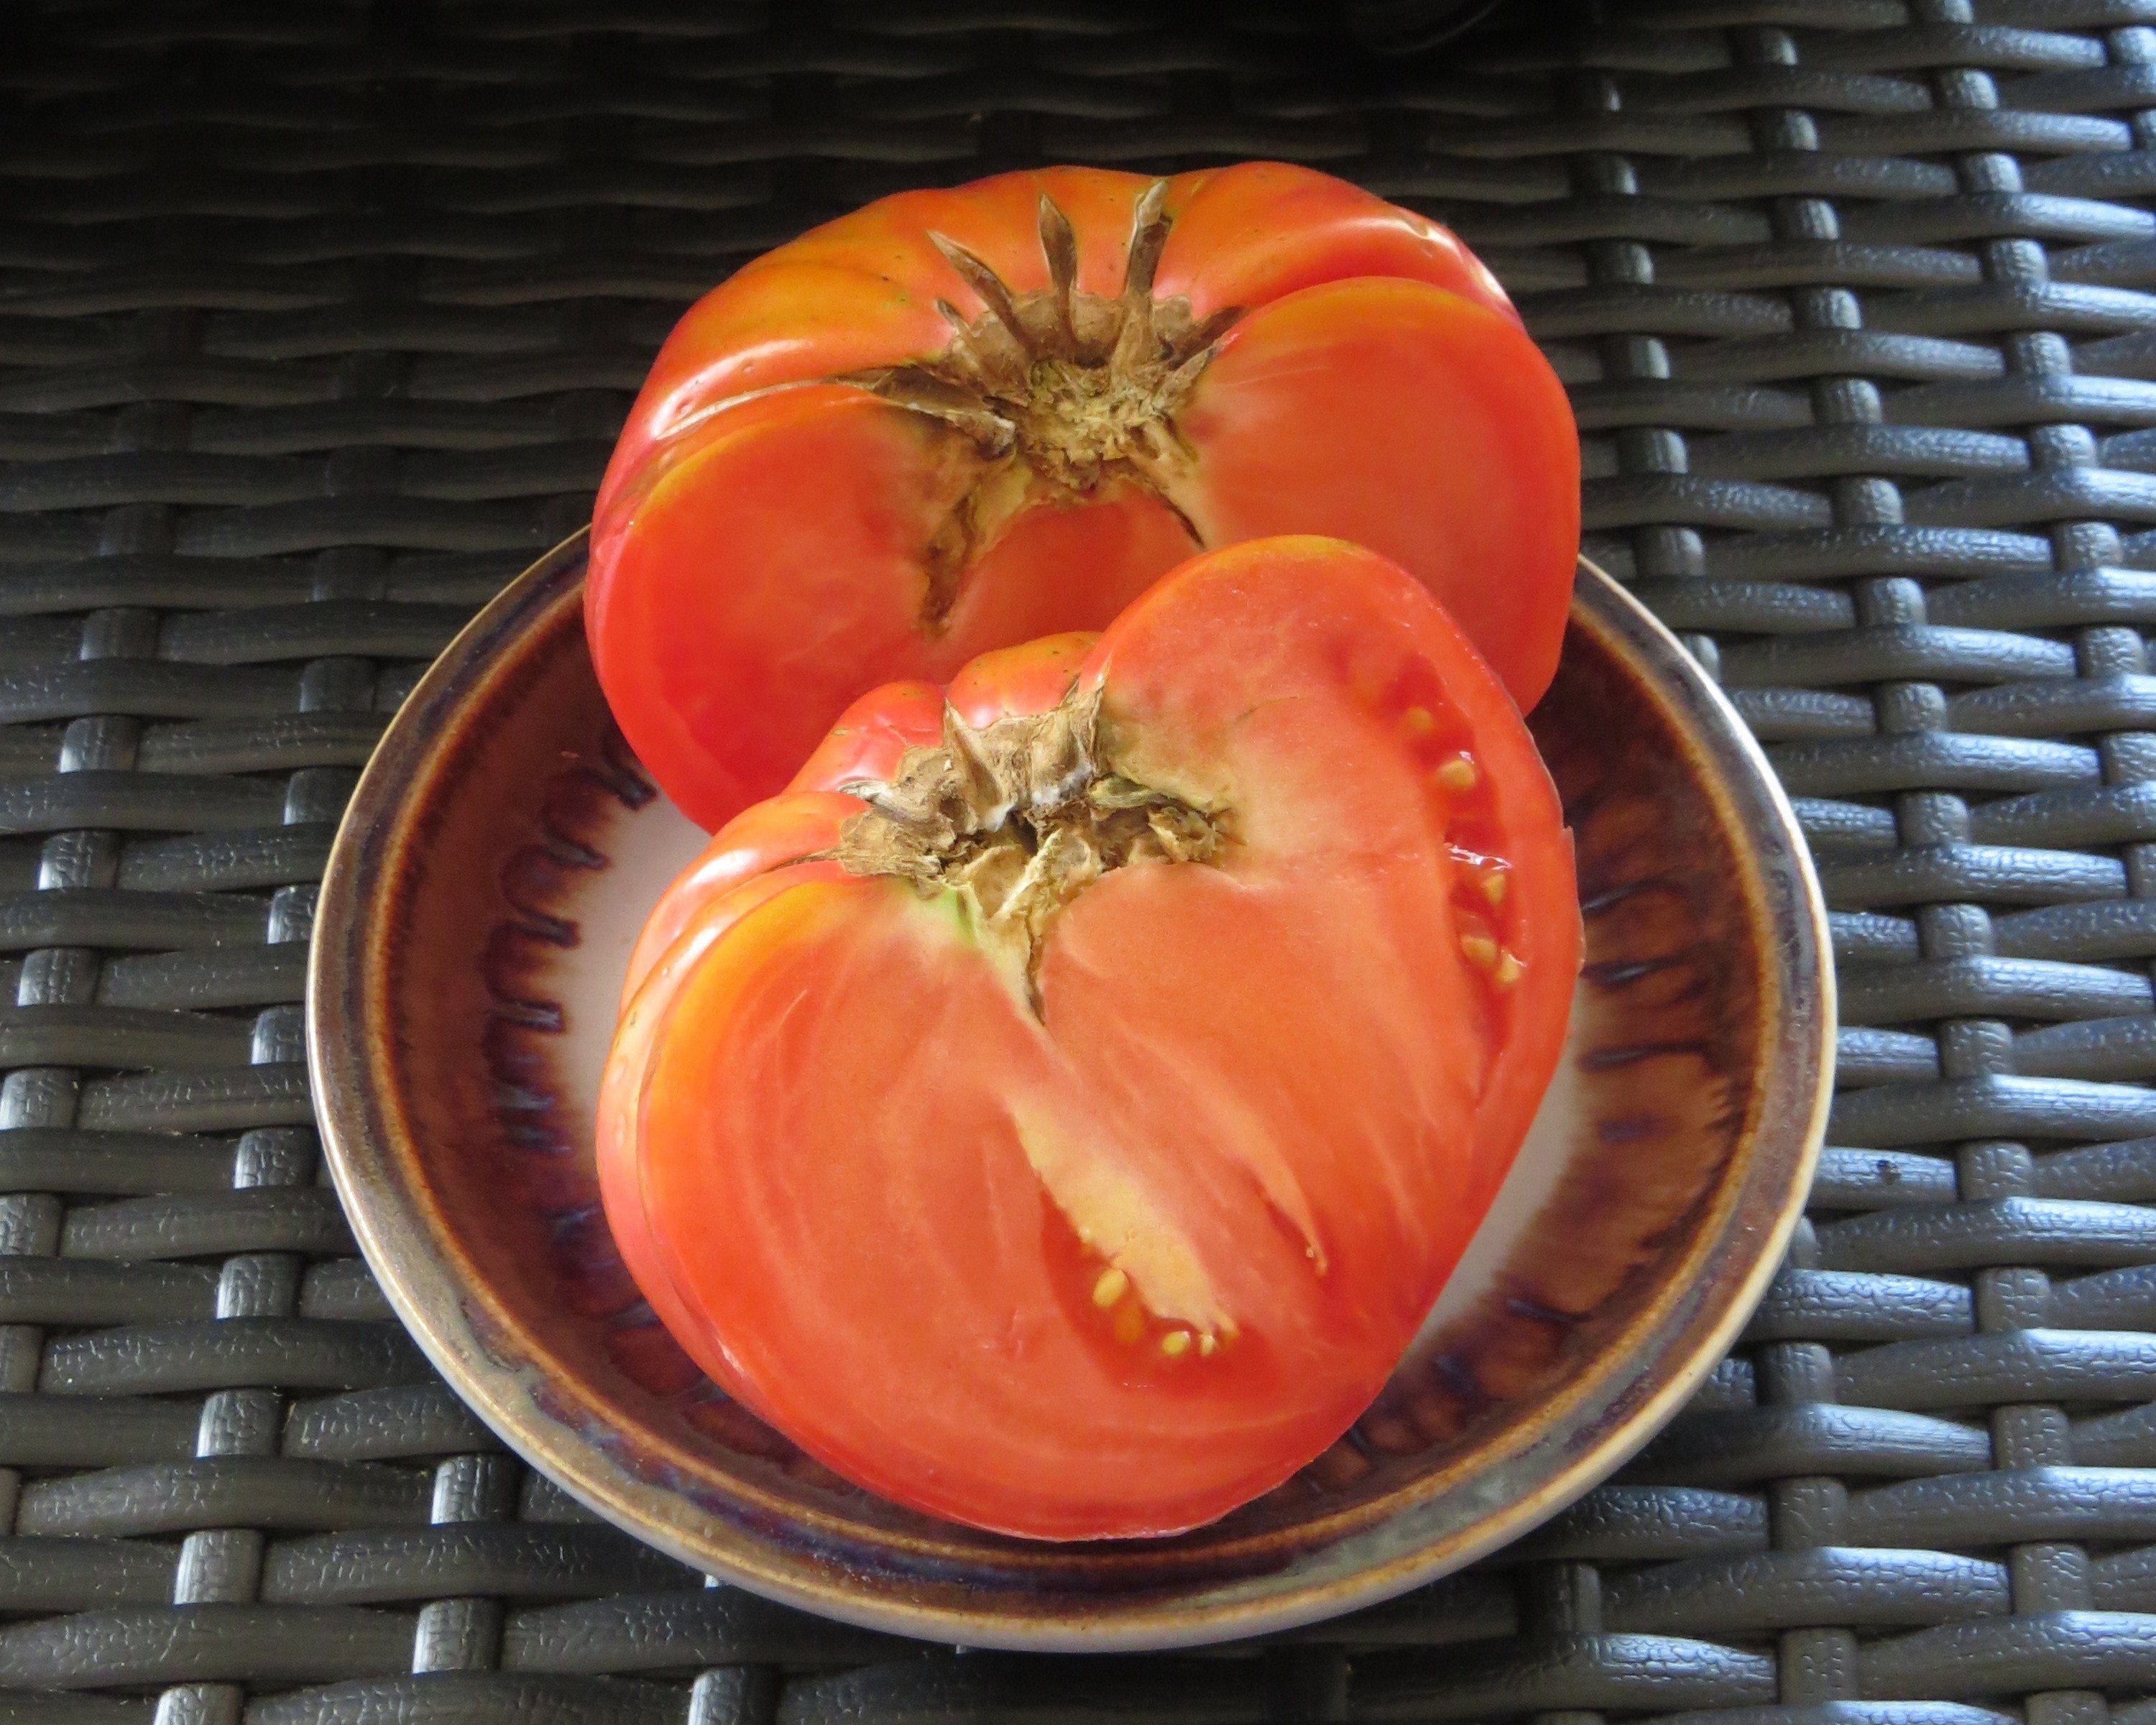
[596,537,1580,1540]
[589,161,1580,829]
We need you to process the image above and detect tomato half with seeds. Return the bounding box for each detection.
[597,537,1580,1540]
[589,161,1580,828]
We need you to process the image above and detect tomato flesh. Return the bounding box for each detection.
[590,162,1577,829]
[598,538,1580,1539]
[1174,279,1580,709]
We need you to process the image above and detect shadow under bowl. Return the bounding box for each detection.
[308,533,1832,1652]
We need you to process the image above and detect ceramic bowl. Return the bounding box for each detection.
[308,532,1831,1651]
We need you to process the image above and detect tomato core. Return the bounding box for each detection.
[852,182,1232,625]
[832,688,1223,1002]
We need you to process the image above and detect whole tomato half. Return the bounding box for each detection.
[597,537,1581,1540]
[590,162,1580,829]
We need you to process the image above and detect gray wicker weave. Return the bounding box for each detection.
[4,0,2156,1716]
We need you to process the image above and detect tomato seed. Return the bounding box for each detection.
[1460,932,1499,970]
[1399,706,1435,739]
[1161,1331,1192,1358]
[1092,1266,1130,1309]
[1479,870,1508,906]
[1433,754,1478,791]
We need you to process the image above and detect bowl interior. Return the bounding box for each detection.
[310,539,1829,1650]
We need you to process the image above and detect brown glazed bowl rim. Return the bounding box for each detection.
[308,531,1833,1651]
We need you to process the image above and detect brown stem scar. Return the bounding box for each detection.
[1122,179,1171,304]
[836,687,1229,1009]
[845,181,1246,637]
[1038,193,1079,352]
[930,231,1035,357]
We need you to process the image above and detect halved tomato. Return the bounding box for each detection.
[597,537,1580,1540]
[589,161,1580,828]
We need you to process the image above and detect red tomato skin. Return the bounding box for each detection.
[589,162,1577,829]
[598,537,1580,1541]
[599,859,852,1415]
[786,681,946,798]
[1173,282,1580,712]
[944,632,1099,729]
[594,164,1516,522]
[619,791,862,1011]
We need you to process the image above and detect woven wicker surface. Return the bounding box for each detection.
[4,0,2156,1716]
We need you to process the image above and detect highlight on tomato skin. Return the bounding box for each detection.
[587,160,1580,830]
[596,535,1582,1542]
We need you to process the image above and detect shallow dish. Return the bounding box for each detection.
[308,532,1831,1651]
